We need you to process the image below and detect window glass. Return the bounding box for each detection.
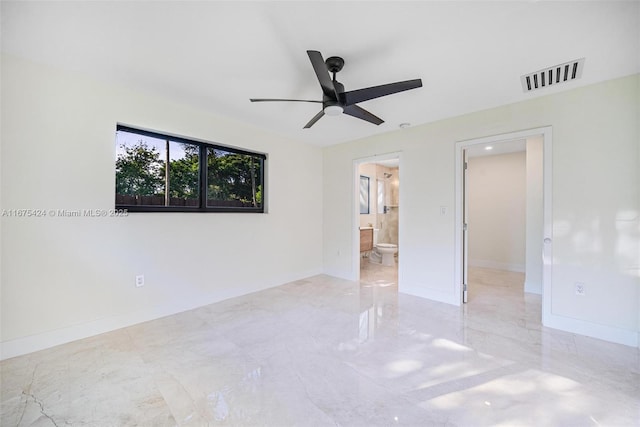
[167,141,199,207]
[115,132,166,206]
[115,126,265,213]
[207,148,263,209]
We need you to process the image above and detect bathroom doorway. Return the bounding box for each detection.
[353,153,401,284]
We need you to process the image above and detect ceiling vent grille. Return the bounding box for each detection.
[521,58,585,93]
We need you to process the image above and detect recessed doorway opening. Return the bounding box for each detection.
[353,153,401,286]
[455,127,553,326]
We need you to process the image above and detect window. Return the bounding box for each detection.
[115,125,265,212]
[359,175,370,214]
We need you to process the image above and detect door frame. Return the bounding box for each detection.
[454,127,552,324]
[353,152,402,281]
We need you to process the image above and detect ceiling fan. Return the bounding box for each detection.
[250,50,423,129]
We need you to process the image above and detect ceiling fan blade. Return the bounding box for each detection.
[303,110,325,129]
[250,98,322,103]
[307,50,338,100]
[342,79,422,106]
[343,105,384,126]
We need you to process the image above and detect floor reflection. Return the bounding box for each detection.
[1,266,638,426]
[359,256,398,343]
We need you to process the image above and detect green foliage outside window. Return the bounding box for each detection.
[115,127,265,212]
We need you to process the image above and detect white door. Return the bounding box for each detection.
[462,149,469,303]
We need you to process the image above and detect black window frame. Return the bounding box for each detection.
[115,125,266,213]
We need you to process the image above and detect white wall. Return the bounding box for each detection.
[0,55,324,359]
[323,74,640,346]
[525,137,544,294]
[467,152,526,273]
[378,166,400,246]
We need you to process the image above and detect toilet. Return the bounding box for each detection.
[369,229,398,266]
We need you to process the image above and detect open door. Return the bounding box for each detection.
[462,149,469,303]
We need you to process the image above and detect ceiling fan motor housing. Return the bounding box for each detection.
[324,80,345,107]
[323,80,345,115]
[325,56,345,74]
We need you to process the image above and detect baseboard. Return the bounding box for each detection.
[323,268,355,281]
[544,312,639,348]
[468,259,525,273]
[399,282,459,306]
[524,280,542,294]
[0,268,322,361]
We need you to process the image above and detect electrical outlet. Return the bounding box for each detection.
[135,275,145,287]
[575,282,585,296]
[440,206,447,216]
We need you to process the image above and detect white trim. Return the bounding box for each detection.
[454,127,552,320]
[323,269,353,281]
[544,313,639,348]
[468,259,525,273]
[352,152,402,282]
[400,285,458,306]
[541,128,553,325]
[0,268,322,361]
[524,280,543,295]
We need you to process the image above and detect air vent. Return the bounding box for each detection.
[521,58,585,92]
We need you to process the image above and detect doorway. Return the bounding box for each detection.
[353,153,401,284]
[465,139,527,301]
[454,127,553,325]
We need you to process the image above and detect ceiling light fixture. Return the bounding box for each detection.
[323,105,343,116]
[399,122,411,129]
[485,146,493,150]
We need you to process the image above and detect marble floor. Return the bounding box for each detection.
[1,267,639,426]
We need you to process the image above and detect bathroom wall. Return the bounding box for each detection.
[376,166,399,245]
[358,163,399,242]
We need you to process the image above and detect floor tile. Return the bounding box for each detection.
[1,266,638,426]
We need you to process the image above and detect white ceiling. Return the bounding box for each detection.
[375,158,400,168]
[466,139,526,158]
[2,1,638,147]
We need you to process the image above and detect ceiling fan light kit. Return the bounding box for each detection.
[323,105,344,116]
[250,50,423,129]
